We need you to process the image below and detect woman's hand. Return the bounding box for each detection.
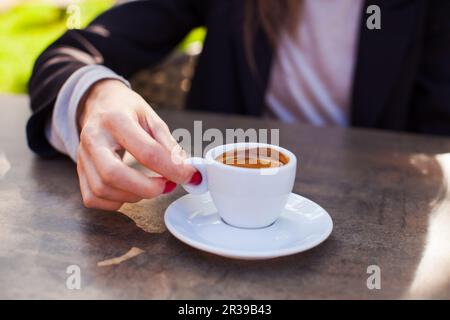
[76,79,196,211]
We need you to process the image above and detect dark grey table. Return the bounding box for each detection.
[1,95,450,299]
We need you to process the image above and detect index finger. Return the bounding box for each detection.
[109,115,195,184]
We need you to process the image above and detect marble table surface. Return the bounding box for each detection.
[1,95,450,299]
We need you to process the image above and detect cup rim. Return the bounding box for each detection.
[204,142,297,173]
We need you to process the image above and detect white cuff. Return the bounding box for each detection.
[45,65,130,162]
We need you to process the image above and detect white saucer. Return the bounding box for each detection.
[164,193,333,260]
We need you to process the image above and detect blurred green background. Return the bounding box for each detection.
[0,0,205,94]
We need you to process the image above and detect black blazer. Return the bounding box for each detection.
[27,0,450,156]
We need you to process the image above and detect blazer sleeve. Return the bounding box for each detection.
[411,0,450,135]
[27,0,208,156]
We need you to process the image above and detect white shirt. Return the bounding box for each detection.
[45,0,364,162]
[266,0,363,125]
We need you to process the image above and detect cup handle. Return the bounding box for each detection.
[182,157,209,194]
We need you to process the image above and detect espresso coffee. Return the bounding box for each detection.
[215,147,289,169]
[183,143,297,228]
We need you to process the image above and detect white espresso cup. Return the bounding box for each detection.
[182,142,297,229]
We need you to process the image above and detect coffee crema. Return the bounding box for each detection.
[215,147,289,169]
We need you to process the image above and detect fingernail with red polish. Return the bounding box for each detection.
[189,171,202,186]
[163,181,177,194]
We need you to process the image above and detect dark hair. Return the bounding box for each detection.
[244,0,302,70]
